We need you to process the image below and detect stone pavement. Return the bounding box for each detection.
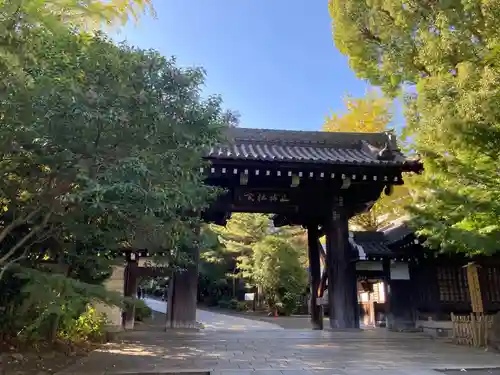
[144,298,284,331]
[57,328,500,375]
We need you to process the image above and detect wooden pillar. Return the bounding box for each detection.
[166,246,200,329]
[383,259,415,330]
[307,224,323,330]
[382,259,391,328]
[123,256,138,330]
[325,204,359,329]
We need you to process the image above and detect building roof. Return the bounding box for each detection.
[206,128,421,169]
[350,223,419,259]
[382,221,415,244]
[350,231,393,257]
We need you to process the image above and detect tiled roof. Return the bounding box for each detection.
[350,224,420,259]
[351,231,393,257]
[206,128,420,168]
[382,222,415,244]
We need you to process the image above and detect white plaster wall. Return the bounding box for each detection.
[95,265,125,332]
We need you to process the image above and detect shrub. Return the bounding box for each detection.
[134,300,152,321]
[236,301,248,312]
[280,292,302,316]
[59,306,108,343]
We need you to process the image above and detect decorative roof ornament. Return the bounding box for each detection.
[377,143,394,161]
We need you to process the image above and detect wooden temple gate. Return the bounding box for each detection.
[198,128,422,329]
[117,128,422,330]
[121,250,171,329]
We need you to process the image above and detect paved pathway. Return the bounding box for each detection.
[58,323,500,375]
[144,297,284,331]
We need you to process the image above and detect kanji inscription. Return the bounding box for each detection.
[241,192,290,203]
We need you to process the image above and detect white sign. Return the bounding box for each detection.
[244,293,255,301]
[390,262,410,280]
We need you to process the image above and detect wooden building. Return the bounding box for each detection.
[350,221,500,330]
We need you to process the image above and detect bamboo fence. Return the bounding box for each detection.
[451,313,493,347]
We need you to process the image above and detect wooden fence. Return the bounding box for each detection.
[451,313,493,347]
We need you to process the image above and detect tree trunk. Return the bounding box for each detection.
[166,247,200,329]
[325,208,359,329]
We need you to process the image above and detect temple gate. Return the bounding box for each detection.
[166,127,422,330]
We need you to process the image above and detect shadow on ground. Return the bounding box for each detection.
[55,322,500,375]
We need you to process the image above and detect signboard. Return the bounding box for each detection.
[466,263,483,313]
[234,189,298,213]
[390,262,410,280]
[237,191,291,204]
[244,293,255,301]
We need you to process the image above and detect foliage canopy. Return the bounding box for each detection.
[329,0,500,254]
[0,0,234,343]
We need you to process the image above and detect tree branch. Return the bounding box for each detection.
[0,209,53,266]
[0,206,42,244]
[0,246,29,282]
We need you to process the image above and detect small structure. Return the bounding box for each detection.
[350,225,420,330]
[349,221,500,334]
[97,249,170,331]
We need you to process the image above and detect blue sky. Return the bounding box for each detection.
[116,0,379,131]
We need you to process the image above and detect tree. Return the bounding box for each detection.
[204,214,271,303]
[252,236,308,315]
[324,91,392,133]
[0,0,154,33]
[198,226,234,305]
[210,213,271,261]
[328,0,500,254]
[0,0,155,96]
[323,91,412,230]
[204,214,308,311]
[0,25,234,337]
[0,26,228,271]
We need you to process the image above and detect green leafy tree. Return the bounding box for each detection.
[252,236,308,315]
[0,26,230,272]
[203,214,270,302]
[1,0,154,29]
[0,0,155,99]
[209,213,270,278]
[0,26,233,340]
[210,214,271,257]
[198,226,233,304]
[204,214,308,308]
[329,0,500,253]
